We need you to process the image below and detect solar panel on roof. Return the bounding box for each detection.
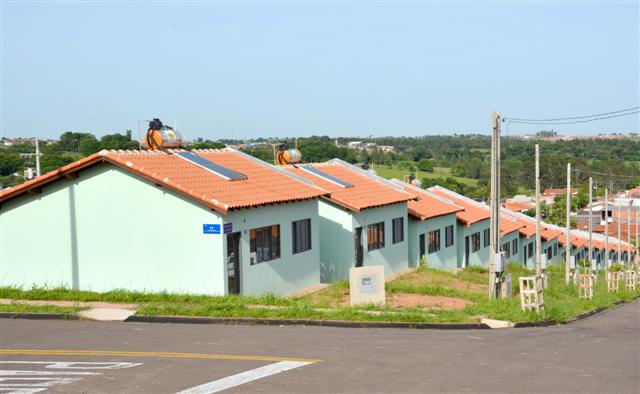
[299,165,353,188]
[174,151,247,181]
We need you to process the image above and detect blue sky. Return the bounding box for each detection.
[1,1,638,140]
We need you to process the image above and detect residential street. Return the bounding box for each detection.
[1,302,639,393]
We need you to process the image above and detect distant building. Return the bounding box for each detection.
[542,188,578,205]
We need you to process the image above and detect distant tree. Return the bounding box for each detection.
[416,158,434,172]
[0,152,23,176]
[59,132,95,152]
[190,141,226,150]
[100,133,138,150]
[78,135,101,156]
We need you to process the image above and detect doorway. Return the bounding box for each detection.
[354,227,363,268]
[464,235,470,267]
[226,232,241,295]
[419,233,426,264]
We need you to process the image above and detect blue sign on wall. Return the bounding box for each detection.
[203,224,221,234]
[223,223,233,234]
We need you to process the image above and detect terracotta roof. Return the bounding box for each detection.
[428,186,490,226]
[0,149,329,215]
[543,188,578,196]
[391,180,463,221]
[500,209,560,242]
[282,160,414,211]
[503,201,534,212]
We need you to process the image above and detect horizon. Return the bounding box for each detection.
[1,2,638,140]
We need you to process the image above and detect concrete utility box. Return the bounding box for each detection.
[349,265,385,306]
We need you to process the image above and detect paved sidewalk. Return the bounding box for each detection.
[1,298,137,321]
[0,298,137,309]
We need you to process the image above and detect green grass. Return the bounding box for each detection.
[0,303,86,314]
[372,164,479,186]
[2,263,638,324]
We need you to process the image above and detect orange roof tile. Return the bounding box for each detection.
[0,149,329,215]
[543,188,578,196]
[428,186,490,226]
[282,160,414,211]
[392,181,463,220]
[503,201,534,212]
[499,215,524,237]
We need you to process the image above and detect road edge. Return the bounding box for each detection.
[2,296,637,329]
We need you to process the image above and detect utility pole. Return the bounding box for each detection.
[627,204,632,265]
[489,110,501,298]
[636,209,640,264]
[35,138,41,177]
[618,206,622,264]
[565,162,571,285]
[535,144,542,277]
[604,189,609,268]
[588,177,593,270]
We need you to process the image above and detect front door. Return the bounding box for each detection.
[419,233,426,263]
[354,227,364,268]
[464,235,470,267]
[226,232,241,295]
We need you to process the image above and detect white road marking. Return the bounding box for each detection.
[0,377,80,387]
[0,371,100,376]
[176,361,313,394]
[0,361,142,393]
[0,388,47,394]
[0,361,141,370]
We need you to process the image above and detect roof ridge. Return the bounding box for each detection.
[429,185,489,211]
[391,178,464,210]
[327,158,412,194]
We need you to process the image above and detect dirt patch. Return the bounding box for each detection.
[400,271,486,294]
[341,293,470,310]
[387,293,471,310]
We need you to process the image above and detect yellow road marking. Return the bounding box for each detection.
[0,349,321,363]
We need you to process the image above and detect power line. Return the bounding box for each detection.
[505,106,640,122]
[504,110,640,125]
[572,168,637,180]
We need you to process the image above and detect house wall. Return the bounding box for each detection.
[457,219,490,267]
[317,201,409,282]
[408,214,458,269]
[226,199,320,296]
[1,165,322,296]
[500,231,520,265]
[354,202,409,277]
[1,165,225,295]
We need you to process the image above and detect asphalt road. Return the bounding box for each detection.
[1,302,639,393]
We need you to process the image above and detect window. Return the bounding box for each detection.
[428,230,441,253]
[528,242,534,258]
[553,243,558,257]
[445,225,454,247]
[471,232,481,252]
[483,228,490,247]
[546,246,552,260]
[292,219,312,254]
[501,242,511,258]
[392,217,404,244]
[367,222,385,251]
[250,224,280,264]
[512,239,518,255]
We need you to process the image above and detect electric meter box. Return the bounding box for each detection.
[541,254,547,270]
[569,256,576,269]
[493,252,507,273]
[591,259,597,270]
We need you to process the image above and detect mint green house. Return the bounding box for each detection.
[0,148,328,296]
[428,186,492,268]
[283,160,415,283]
[391,180,463,269]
